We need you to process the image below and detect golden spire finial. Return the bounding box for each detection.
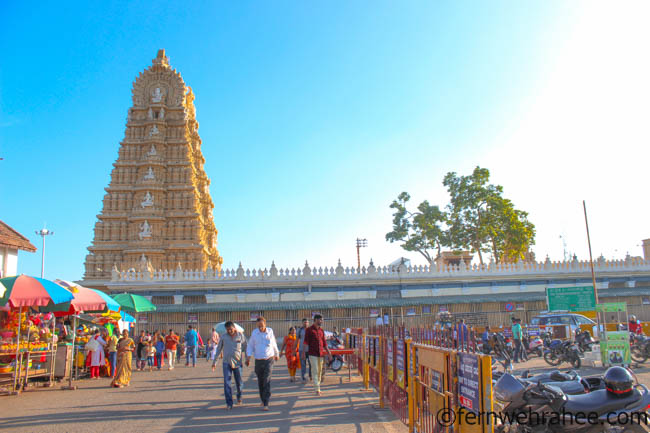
[152,49,169,67]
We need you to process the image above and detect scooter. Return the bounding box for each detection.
[325,336,345,372]
[523,333,544,358]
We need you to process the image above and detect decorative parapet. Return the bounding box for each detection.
[110,257,650,283]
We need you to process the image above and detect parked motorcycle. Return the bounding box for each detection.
[491,332,514,362]
[631,333,650,364]
[544,339,582,368]
[575,329,596,353]
[492,369,606,395]
[493,368,650,433]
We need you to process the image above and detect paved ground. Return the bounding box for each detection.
[509,353,650,383]
[0,358,406,433]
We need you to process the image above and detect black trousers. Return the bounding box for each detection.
[254,358,274,406]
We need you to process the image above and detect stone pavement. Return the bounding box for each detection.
[0,357,406,433]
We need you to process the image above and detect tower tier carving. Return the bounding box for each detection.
[83,49,223,280]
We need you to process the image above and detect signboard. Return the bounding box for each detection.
[458,353,480,413]
[369,309,380,318]
[137,314,148,324]
[643,297,650,306]
[595,302,627,313]
[396,339,406,389]
[383,314,390,325]
[439,306,448,313]
[526,327,541,336]
[516,304,525,311]
[311,311,321,319]
[406,307,416,316]
[601,331,631,367]
[187,314,198,323]
[387,339,394,381]
[547,286,596,312]
[250,312,260,321]
[422,306,431,314]
[505,302,514,312]
[503,327,513,338]
[430,369,443,393]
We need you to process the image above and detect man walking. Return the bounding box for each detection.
[246,317,279,411]
[296,318,312,382]
[107,328,119,377]
[304,314,332,396]
[165,329,179,370]
[185,325,199,367]
[512,317,524,363]
[212,322,247,410]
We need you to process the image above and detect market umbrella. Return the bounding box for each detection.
[215,321,244,334]
[0,275,74,308]
[44,280,120,314]
[112,292,156,312]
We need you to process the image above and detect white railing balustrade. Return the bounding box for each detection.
[111,256,650,283]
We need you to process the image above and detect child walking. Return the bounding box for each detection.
[147,339,156,371]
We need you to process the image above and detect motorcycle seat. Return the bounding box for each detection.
[563,389,642,416]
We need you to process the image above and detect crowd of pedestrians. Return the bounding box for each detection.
[82,316,342,412]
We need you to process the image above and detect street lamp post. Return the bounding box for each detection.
[356,238,367,272]
[35,227,54,278]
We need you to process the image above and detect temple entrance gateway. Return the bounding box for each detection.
[82,50,223,289]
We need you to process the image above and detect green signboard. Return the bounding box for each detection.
[596,302,627,313]
[546,286,596,312]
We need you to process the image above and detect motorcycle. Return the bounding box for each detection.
[631,334,650,364]
[544,340,582,369]
[491,333,514,362]
[493,369,606,396]
[493,370,650,433]
[575,330,596,354]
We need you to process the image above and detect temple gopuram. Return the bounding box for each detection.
[82,50,223,290]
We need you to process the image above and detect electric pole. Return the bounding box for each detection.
[356,238,367,271]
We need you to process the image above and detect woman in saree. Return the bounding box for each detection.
[280,326,301,382]
[111,329,135,388]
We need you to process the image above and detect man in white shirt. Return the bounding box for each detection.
[245,316,279,411]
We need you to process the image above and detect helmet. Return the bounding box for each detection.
[604,366,634,397]
[630,315,637,322]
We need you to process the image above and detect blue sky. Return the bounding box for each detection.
[2,2,649,280]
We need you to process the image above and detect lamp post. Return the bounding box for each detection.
[356,238,367,271]
[35,227,54,278]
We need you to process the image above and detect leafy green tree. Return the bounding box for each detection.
[443,166,535,264]
[385,192,448,265]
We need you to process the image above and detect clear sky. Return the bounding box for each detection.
[1,1,649,281]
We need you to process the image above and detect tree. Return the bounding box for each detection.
[443,166,535,265]
[385,192,448,265]
[483,196,536,263]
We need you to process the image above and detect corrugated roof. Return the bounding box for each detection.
[0,220,37,252]
[152,288,650,312]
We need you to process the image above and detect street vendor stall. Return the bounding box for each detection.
[596,302,631,368]
[47,280,121,389]
[0,275,74,394]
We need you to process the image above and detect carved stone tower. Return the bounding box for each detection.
[82,50,223,285]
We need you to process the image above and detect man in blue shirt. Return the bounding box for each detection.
[456,319,468,349]
[185,325,198,367]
